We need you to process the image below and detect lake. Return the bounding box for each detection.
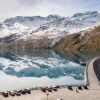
[0,49,87,91]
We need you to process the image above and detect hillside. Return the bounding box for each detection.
[55,25,100,52]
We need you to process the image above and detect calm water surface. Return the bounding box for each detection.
[0,49,92,91]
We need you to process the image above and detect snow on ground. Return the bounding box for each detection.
[0,71,85,92]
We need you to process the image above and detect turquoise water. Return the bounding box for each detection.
[0,50,85,79]
[0,49,86,91]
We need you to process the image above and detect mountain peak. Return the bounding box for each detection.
[72,11,99,17]
[85,11,98,14]
[0,11,100,32]
[47,14,62,18]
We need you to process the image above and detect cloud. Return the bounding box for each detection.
[0,0,100,21]
[18,0,42,5]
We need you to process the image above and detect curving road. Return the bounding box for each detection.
[87,57,100,89]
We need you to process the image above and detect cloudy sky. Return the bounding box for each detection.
[0,0,100,21]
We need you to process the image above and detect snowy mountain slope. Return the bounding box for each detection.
[0,11,100,49]
[3,15,64,28]
[1,11,100,29]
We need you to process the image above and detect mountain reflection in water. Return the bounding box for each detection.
[0,49,85,80]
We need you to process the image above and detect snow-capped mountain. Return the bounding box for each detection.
[0,11,100,49]
[1,11,100,29]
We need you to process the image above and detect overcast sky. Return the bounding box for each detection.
[0,0,100,21]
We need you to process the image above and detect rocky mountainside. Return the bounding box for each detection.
[0,11,100,30]
[0,11,100,50]
[55,25,100,52]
